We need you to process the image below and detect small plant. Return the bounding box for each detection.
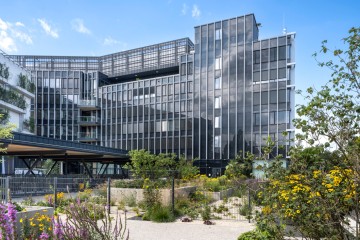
[118,200,126,211]
[132,207,141,217]
[213,204,229,214]
[184,208,199,220]
[21,196,35,206]
[237,228,272,240]
[239,203,252,217]
[201,205,211,221]
[12,202,24,211]
[56,199,129,239]
[123,193,137,207]
[146,204,175,223]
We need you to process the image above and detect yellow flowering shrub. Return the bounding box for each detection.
[20,212,52,239]
[260,165,358,238]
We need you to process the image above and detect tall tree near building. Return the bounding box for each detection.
[254,27,360,239]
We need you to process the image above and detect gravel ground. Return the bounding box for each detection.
[125,218,255,240]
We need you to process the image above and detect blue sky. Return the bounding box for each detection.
[0,0,359,103]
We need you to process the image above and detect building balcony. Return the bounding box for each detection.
[78,100,99,110]
[77,132,98,142]
[78,116,100,126]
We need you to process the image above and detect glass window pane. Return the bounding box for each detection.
[215,77,222,89]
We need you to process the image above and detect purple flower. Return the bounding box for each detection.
[7,203,16,222]
[39,232,50,240]
[52,217,64,239]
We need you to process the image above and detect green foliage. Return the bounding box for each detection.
[177,155,199,180]
[225,151,253,179]
[0,113,15,153]
[239,202,252,217]
[237,229,273,240]
[23,117,35,133]
[0,63,9,79]
[113,179,144,188]
[17,73,35,93]
[201,205,211,221]
[258,27,360,239]
[0,86,27,110]
[123,193,137,207]
[144,204,175,223]
[129,149,177,179]
[42,159,60,174]
[0,109,9,124]
[142,178,161,210]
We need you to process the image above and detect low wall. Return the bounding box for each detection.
[111,186,196,205]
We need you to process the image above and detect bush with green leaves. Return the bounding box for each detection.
[237,228,272,240]
[256,27,360,239]
[142,204,175,223]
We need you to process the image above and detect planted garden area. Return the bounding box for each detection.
[0,148,258,239]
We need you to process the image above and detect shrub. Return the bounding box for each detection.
[56,200,129,240]
[113,179,144,188]
[20,211,52,239]
[148,204,175,223]
[239,203,252,216]
[237,229,272,240]
[123,193,137,207]
[201,205,211,221]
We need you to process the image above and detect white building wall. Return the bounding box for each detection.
[0,51,33,132]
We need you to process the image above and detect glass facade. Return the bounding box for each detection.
[9,14,295,173]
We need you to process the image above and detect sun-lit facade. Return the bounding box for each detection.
[9,14,295,175]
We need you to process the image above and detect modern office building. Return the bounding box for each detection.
[8,14,295,175]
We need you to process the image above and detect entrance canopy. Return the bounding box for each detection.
[0,132,129,177]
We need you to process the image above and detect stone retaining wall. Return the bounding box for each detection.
[111,186,196,205]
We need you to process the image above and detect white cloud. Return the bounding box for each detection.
[103,36,126,48]
[71,18,91,35]
[11,29,32,44]
[38,18,58,38]
[0,31,17,52]
[0,18,33,53]
[181,3,188,15]
[15,22,25,27]
[0,18,8,31]
[192,4,201,18]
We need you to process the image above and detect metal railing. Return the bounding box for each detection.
[77,131,98,140]
[78,100,98,107]
[78,116,99,123]
[0,176,106,203]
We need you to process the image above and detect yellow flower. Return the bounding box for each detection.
[296,209,300,214]
[19,218,23,223]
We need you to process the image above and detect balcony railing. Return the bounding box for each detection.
[77,132,98,141]
[78,100,99,109]
[78,116,100,125]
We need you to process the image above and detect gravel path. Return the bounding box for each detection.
[125,218,255,240]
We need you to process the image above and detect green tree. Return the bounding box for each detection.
[0,113,15,153]
[256,27,360,239]
[225,151,253,179]
[42,159,60,175]
[129,149,177,179]
[177,154,199,180]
